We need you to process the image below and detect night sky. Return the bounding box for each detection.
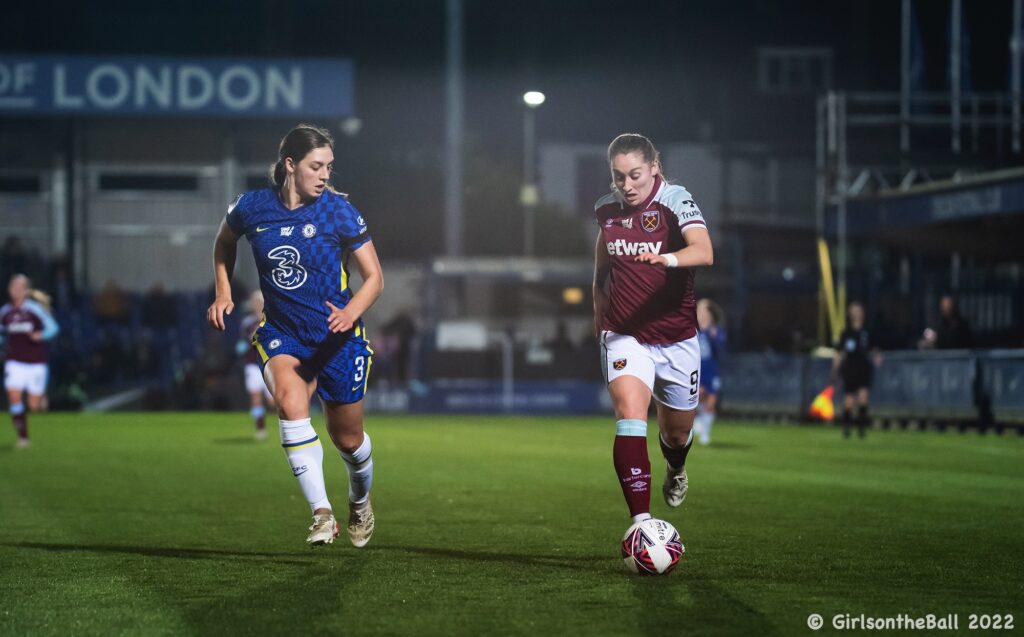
[3,0,1018,259]
[6,1,1017,142]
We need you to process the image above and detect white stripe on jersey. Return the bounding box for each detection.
[653,183,707,230]
[594,190,622,210]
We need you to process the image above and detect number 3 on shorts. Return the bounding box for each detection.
[353,356,366,383]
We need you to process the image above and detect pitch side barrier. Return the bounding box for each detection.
[720,349,1024,428]
[364,348,1023,422]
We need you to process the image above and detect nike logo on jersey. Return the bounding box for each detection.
[606,240,663,256]
[255,226,269,232]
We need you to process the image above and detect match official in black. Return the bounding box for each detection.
[831,302,881,439]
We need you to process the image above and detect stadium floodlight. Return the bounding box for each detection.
[522,91,546,107]
[521,90,546,256]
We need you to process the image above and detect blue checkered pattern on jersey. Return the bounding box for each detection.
[226,188,371,347]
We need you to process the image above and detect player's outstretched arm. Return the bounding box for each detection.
[208,219,239,331]
[634,226,713,269]
[326,241,383,333]
[593,232,611,336]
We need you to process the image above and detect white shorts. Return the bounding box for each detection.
[244,363,273,399]
[600,331,701,411]
[4,360,49,396]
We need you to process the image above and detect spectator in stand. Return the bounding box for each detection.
[141,283,177,329]
[93,280,131,325]
[935,295,972,349]
[918,295,973,350]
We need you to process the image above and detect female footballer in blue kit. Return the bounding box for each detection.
[208,124,383,547]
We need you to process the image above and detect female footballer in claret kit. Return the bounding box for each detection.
[1,274,60,449]
[593,133,713,525]
[237,290,274,441]
[208,124,382,547]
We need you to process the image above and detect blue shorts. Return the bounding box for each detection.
[700,359,721,394]
[253,322,373,404]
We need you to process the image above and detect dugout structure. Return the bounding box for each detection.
[815,1,1024,348]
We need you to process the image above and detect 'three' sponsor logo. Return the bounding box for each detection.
[606,240,663,256]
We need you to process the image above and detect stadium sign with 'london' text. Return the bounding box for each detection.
[0,55,353,117]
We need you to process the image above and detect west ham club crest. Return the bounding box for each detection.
[641,210,660,232]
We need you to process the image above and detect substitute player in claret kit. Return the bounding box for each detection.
[208,124,383,548]
[1,275,59,449]
[593,134,713,525]
[237,290,274,441]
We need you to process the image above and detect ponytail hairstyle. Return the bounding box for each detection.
[28,288,52,312]
[607,133,664,188]
[269,123,336,190]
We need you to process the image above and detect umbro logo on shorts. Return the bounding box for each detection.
[613,359,627,370]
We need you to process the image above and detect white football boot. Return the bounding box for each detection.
[306,513,339,546]
[347,498,375,548]
[662,465,688,508]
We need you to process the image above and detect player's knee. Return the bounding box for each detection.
[616,405,648,420]
[662,429,690,448]
[274,388,307,420]
[336,434,363,454]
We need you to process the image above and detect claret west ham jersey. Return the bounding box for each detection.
[226,188,371,347]
[595,175,708,345]
[0,299,59,364]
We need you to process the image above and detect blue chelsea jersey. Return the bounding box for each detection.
[226,188,371,346]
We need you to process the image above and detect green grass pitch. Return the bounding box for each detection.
[1,413,1022,636]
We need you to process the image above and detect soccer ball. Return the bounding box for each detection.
[621,518,684,575]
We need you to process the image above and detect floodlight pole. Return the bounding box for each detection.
[951,0,962,153]
[900,0,910,154]
[521,91,545,257]
[444,0,464,257]
[523,104,536,256]
[1014,0,1022,153]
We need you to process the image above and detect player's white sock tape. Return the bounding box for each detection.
[340,433,373,504]
[616,419,647,437]
[10,403,25,416]
[280,418,331,512]
[250,406,265,420]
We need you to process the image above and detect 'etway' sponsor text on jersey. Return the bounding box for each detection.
[595,175,708,345]
[606,240,662,256]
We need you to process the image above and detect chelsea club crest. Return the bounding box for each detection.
[302,224,317,238]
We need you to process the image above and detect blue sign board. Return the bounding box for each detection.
[0,55,353,117]
[825,174,1024,237]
